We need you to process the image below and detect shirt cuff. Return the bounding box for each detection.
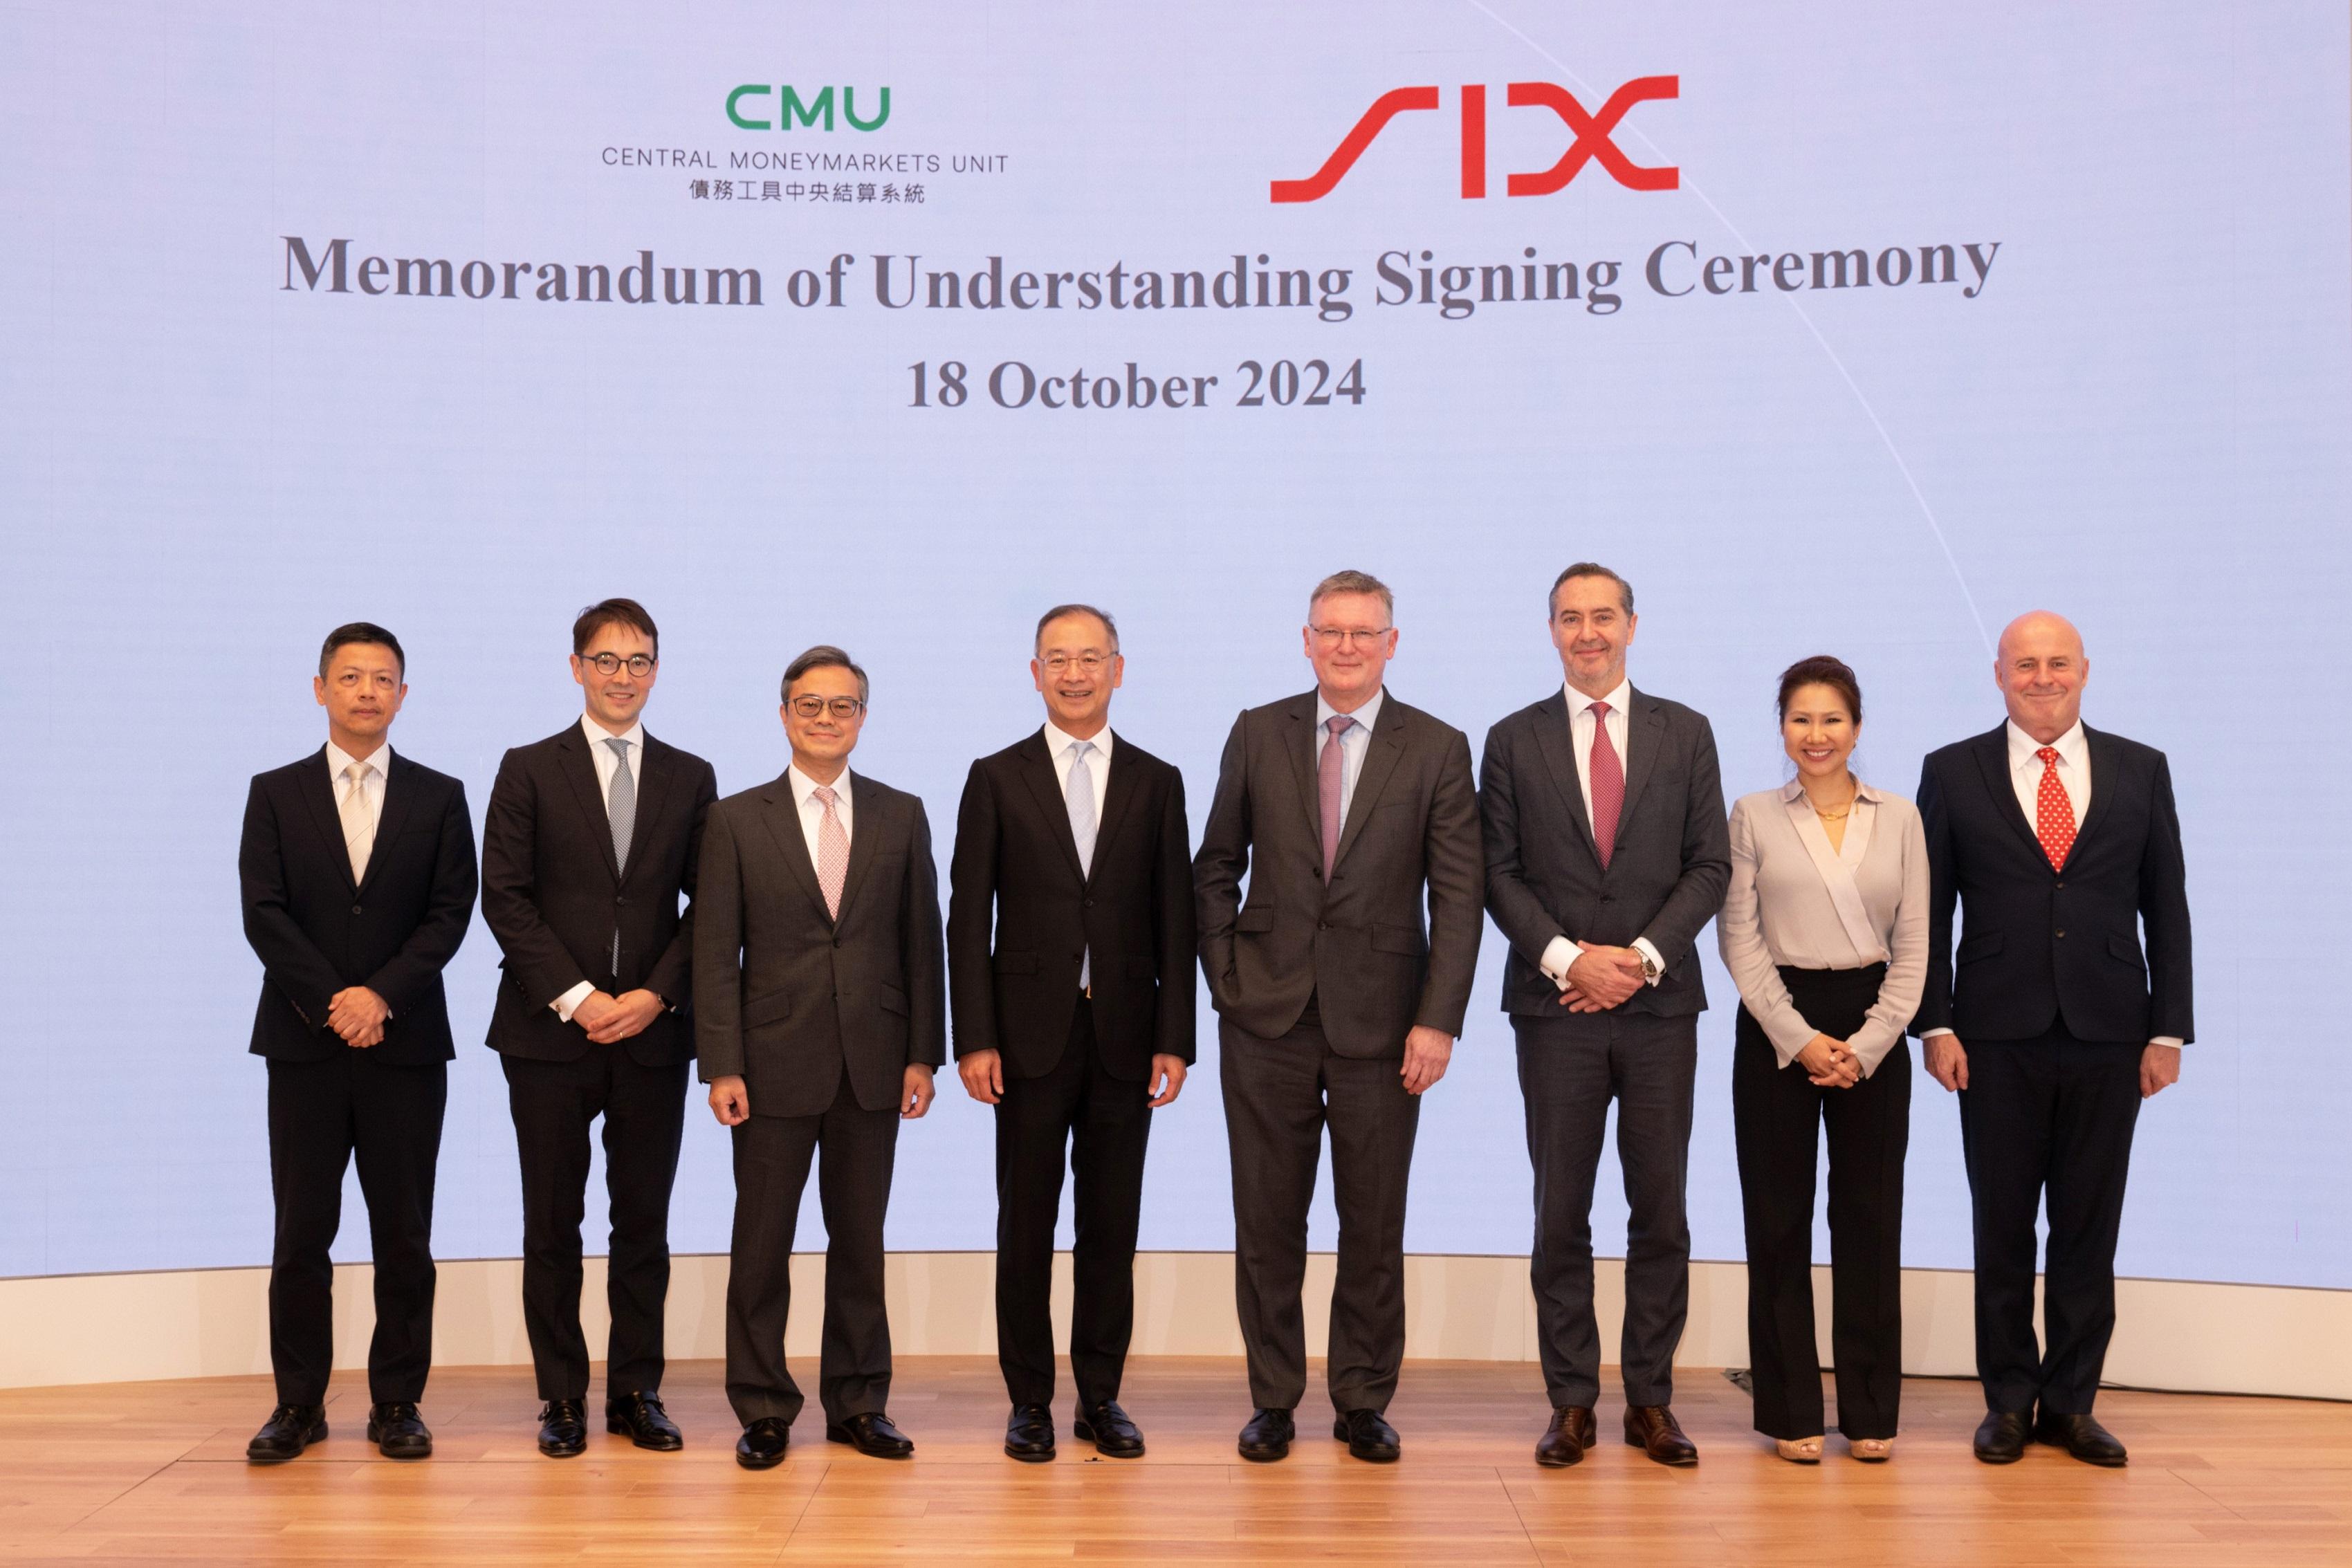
[1538,935,1578,989]
[551,981,594,1024]
[1631,937,1665,986]
[2149,1036,2183,1049]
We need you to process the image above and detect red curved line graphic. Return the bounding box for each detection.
[1269,86,1441,203]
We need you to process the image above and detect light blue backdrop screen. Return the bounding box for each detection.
[1,3,2346,1289]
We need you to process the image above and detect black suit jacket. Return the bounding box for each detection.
[239,748,479,1064]
[693,770,947,1117]
[946,730,1196,1081]
[1914,723,2192,1044]
[479,723,719,1067]
[1193,690,1483,1056]
[1480,688,1731,1018]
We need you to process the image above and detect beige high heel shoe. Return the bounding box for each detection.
[1850,1437,1895,1462]
[1774,1437,1823,1464]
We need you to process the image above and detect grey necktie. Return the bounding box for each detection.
[606,738,635,975]
[1067,739,1096,989]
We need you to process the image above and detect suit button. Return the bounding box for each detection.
[1319,922,1330,932]
[351,905,362,916]
[2054,880,2064,889]
[833,938,843,948]
[1085,898,1096,908]
[616,895,629,907]
[2056,929,2066,938]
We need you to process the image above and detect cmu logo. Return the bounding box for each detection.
[726,84,891,131]
[1271,79,1678,203]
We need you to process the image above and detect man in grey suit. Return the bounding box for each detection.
[1195,569,1484,1465]
[695,646,946,1469]
[1480,563,1730,1468]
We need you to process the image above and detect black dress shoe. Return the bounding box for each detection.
[606,1392,683,1451]
[366,1401,433,1459]
[1622,1405,1698,1466]
[246,1403,327,1465]
[1073,1400,1145,1458]
[1237,1407,1295,1462]
[826,1411,915,1459]
[1004,1403,1056,1463]
[2036,1410,2128,1467]
[736,1417,790,1469]
[537,1399,587,1458]
[1333,1408,1402,1463]
[1973,1408,2032,1464]
[1535,1406,1596,1468]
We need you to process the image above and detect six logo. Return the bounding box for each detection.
[1270,78,1678,203]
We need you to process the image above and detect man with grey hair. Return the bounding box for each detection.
[1195,569,1483,1464]
[695,645,945,1469]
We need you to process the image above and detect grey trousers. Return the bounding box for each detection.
[1220,1015,1421,1415]
[1515,1009,1698,1410]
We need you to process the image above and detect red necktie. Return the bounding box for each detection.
[1588,701,1623,869]
[2034,746,2075,871]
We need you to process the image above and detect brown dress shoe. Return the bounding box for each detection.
[1536,1406,1597,1468]
[1623,1404,1698,1466]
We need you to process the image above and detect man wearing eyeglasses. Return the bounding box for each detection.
[479,599,719,1458]
[696,645,946,1468]
[946,605,1195,1462]
[1194,569,1483,1464]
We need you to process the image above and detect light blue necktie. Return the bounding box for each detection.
[606,738,635,977]
[1066,739,1096,990]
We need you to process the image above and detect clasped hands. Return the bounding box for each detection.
[1554,940,1646,1013]
[326,985,390,1047]
[571,988,665,1045]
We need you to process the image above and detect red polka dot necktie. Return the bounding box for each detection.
[2034,746,2075,872]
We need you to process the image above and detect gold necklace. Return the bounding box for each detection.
[1809,783,1858,821]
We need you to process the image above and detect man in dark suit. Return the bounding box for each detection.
[1194,569,1483,1465]
[238,623,477,1464]
[481,599,719,1458]
[1915,610,2191,1468]
[1480,563,1729,1469]
[696,645,946,1469]
[948,604,1195,1463]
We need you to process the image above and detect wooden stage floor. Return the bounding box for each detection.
[1,1357,2345,1565]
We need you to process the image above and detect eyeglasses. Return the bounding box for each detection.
[788,695,867,720]
[1309,625,1392,649]
[1041,652,1112,674]
[583,652,657,677]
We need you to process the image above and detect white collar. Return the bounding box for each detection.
[2007,718,2086,769]
[580,713,646,752]
[787,763,852,809]
[1564,676,1633,717]
[1316,685,1385,734]
[1043,718,1114,758]
[1779,775,1889,806]
[324,738,390,779]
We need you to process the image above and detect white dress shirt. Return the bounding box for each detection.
[1717,780,1929,1076]
[1539,679,1666,989]
[1044,719,1114,868]
[322,739,388,867]
[1314,687,1385,831]
[552,715,650,1022]
[1923,717,2178,1049]
[787,762,855,863]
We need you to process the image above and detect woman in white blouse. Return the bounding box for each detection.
[1719,656,1927,1465]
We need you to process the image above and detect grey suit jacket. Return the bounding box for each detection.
[692,768,946,1118]
[1193,689,1483,1056]
[1480,686,1731,1018]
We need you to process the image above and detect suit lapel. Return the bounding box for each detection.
[355,753,418,897]
[1615,690,1669,838]
[833,774,884,923]
[299,750,359,895]
[558,726,623,883]
[1970,725,2043,860]
[1283,692,1323,841]
[1331,698,1407,872]
[632,733,677,882]
[1530,694,1601,864]
[1016,732,1087,883]
[2073,724,2120,853]
[757,773,832,921]
[1092,739,1141,884]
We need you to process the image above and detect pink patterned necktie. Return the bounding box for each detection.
[1587,701,1624,869]
[812,784,849,919]
[2034,747,2076,871]
[1319,714,1356,883]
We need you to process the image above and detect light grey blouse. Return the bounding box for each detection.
[1716,780,1929,1076]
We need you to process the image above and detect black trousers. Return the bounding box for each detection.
[994,999,1152,1410]
[500,1044,689,1401]
[1958,1026,2142,1415]
[1220,1015,1420,1415]
[1515,1010,1697,1410]
[1731,966,1910,1441]
[265,1053,446,1407]
[724,1080,900,1428]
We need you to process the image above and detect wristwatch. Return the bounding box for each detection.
[1638,951,1662,985]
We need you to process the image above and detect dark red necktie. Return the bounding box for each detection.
[1588,701,1623,869]
[2034,746,2075,871]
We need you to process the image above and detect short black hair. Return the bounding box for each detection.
[573,598,659,657]
[1550,562,1634,615]
[318,622,405,679]
[781,644,870,703]
[1034,602,1120,653]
